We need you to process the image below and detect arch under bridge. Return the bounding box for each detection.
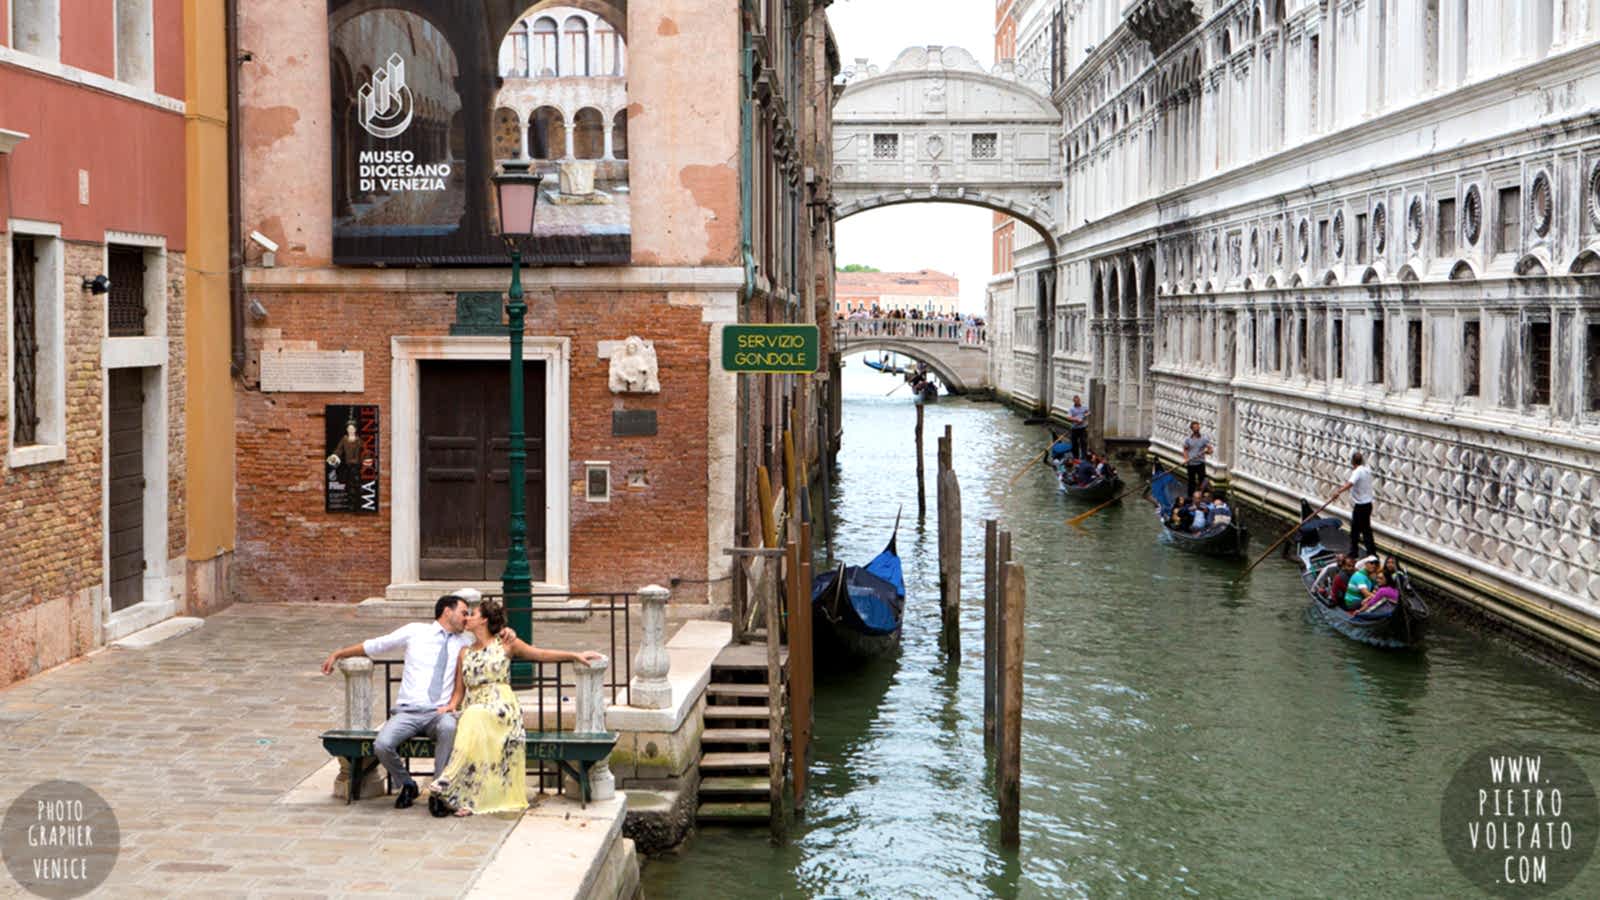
[836,319,990,393]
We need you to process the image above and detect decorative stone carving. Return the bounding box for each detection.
[1463,185,1483,245]
[1588,161,1600,230]
[1298,219,1310,262]
[925,135,945,159]
[559,159,596,196]
[925,82,946,114]
[1272,225,1283,266]
[1333,209,1346,259]
[1372,203,1387,254]
[1210,232,1220,272]
[608,335,660,394]
[1249,229,1260,269]
[630,584,672,708]
[573,656,615,800]
[1530,172,1552,237]
[1407,196,1424,250]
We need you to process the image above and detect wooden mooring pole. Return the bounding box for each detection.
[998,557,1026,847]
[937,425,961,659]
[915,402,926,519]
[982,519,997,750]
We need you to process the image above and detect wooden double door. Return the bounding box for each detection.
[419,361,547,581]
[108,369,146,612]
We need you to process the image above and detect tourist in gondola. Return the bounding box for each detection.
[1209,494,1233,527]
[1342,557,1382,611]
[1182,422,1215,495]
[1072,455,1097,486]
[1066,395,1090,460]
[1333,451,1379,561]
[1092,452,1115,480]
[1049,433,1071,465]
[1170,494,1195,530]
[1189,497,1209,532]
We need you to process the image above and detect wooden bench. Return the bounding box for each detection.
[319,728,617,806]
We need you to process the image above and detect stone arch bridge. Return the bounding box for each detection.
[831,46,1062,253]
[836,319,990,393]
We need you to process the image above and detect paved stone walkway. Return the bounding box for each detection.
[0,602,666,899]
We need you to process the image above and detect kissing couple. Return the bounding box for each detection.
[322,587,603,816]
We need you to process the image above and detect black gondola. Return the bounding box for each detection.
[810,513,906,662]
[1294,514,1427,649]
[1051,456,1122,501]
[1150,468,1250,558]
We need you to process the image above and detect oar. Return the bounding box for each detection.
[1067,482,1141,527]
[1236,489,1344,581]
[885,381,905,397]
[1006,432,1061,488]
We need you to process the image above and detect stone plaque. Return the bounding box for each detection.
[261,349,364,392]
[612,410,658,437]
[449,292,505,336]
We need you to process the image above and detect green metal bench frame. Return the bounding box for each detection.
[319,728,617,807]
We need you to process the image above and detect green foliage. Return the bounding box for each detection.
[837,263,880,272]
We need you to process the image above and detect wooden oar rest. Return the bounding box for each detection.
[318,728,618,806]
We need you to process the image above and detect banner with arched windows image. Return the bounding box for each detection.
[328,0,629,265]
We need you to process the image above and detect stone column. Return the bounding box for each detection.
[629,584,672,709]
[574,656,615,801]
[602,117,615,160]
[335,658,383,799]
[518,111,530,160]
[564,124,576,161]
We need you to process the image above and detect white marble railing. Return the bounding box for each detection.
[836,318,986,345]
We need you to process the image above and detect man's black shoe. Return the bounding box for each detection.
[395,782,419,809]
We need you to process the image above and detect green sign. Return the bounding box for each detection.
[721,324,820,374]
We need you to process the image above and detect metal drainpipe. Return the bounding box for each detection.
[226,0,246,376]
[733,6,756,631]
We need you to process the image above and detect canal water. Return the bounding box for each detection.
[642,362,1600,898]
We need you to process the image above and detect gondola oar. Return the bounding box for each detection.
[1066,481,1142,527]
[1005,432,1061,488]
[1235,488,1344,581]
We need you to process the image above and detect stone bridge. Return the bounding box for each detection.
[835,319,990,393]
[832,46,1062,252]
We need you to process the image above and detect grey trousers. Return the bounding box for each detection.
[374,707,458,789]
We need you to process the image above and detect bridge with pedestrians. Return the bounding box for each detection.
[835,319,990,393]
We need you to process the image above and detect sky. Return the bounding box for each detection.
[828,0,998,315]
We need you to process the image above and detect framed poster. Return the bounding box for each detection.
[328,0,631,266]
[325,404,381,514]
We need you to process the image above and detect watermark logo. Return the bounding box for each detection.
[2,781,121,898]
[1441,747,1599,896]
[357,53,414,139]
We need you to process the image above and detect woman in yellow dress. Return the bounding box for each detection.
[428,598,603,817]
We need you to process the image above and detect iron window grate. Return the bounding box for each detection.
[108,246,147,337]
[11,237,39,445]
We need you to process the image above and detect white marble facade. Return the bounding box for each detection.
[979,0,1600,625]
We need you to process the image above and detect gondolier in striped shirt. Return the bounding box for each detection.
[1182,422,1214,495]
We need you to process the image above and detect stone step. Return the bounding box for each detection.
[698,776,770,797]
[699,752,771,772]
[695,801,771,824]
[702,728,770,745]
[704,705,772,720]
[357,596,591,621]
[705,683,778,699]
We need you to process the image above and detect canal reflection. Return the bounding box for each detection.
[641,361,1600,898]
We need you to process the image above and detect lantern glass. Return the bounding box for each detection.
[494,163,541,238]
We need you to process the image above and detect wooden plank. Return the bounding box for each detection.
[702,728,771,744]
[699,752,770,770]
[983,519,997,751]
[783,428,799,526]
[699,776,770,795]
[714,643,789,669]
[999,559,1026,847]
[697,801,771,822]
[757,465,778,549]
[705,705,772,719]
[705,683,778,699]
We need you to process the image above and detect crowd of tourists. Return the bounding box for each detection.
[1312,553,1406,616]
[837,307,987,345]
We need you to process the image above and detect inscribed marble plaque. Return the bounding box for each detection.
[261,349,365,392]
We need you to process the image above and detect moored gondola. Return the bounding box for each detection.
[1051,455,1122,501]
[1150,468,1250,558]
[1295,515,1427,649]
[810,513,906,662]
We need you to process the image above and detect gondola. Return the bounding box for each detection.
[810,512,906,662]
[911,377,938,404]
[1294,510,1428,649]
[1054,459,1123,501]
[1149,468,1250,558]
[863,357,905,375]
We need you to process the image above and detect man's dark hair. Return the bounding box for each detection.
[435,594,466,620]
[1190,421,1200,430]
[1352,451,1365,466]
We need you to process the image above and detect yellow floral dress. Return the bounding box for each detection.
[432,642,526,814]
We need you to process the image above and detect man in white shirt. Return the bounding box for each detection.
[320,587,479,809]
[1334,451,1378,561]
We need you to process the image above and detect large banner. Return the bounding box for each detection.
[328,1,630,266]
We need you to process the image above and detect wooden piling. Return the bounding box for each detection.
[983,519,997,750]
[793,522,814,811]
[998,558,1026,847]
[993,529,1012,772]
[915,403,926,518]
[770,540,794,843]
[936,426,961,659]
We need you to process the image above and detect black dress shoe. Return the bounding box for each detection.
[428,793,451,818]
[395,783,419,809]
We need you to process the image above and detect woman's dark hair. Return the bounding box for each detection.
[478,598,508,636]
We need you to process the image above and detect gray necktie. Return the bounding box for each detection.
[426,635,451,706]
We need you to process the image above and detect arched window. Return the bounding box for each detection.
[505,20,530,76]
[596,19,624,76]
[612,110,628,159]
[573,107,604,158]
[564,16,589,76]
[531,106,565,159]
[532,18,558,77]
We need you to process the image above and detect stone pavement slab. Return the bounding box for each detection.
[0,602,694,898]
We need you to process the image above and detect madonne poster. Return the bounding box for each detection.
[328,0,631,265]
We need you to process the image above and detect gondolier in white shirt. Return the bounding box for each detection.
[1181,422,1215,495]
[1334,452,1379,561]
[320,587,500,810]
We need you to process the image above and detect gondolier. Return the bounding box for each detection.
[1334,451,1378,561]
[1182,422,1214,495]
[1066,395,1090,460]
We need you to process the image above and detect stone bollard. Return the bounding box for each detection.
[335,657,384,799]
[629,584,672,709]
[573,656,615,801]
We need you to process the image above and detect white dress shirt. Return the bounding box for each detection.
[364,622,472,711]
[1349,465,1375,505]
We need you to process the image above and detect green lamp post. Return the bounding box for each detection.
[493,160,543,689]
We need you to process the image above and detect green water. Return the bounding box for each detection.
[642,365,1600,898]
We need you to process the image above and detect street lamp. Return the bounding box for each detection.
[493,159,543,688]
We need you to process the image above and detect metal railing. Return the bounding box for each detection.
[835,318,987,345]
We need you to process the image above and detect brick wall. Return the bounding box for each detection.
[165,253,187,564]
[233,288,710,603]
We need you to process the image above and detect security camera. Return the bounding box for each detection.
[248,231,280,253]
